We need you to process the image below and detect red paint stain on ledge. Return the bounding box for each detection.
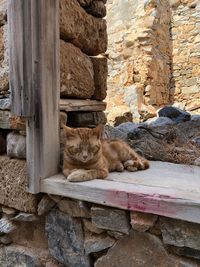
[105,189,179,217]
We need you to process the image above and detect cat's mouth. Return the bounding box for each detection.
[80,158,90,163]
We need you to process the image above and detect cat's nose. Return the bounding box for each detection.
[83,155,87,160]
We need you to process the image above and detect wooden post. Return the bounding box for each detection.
[8,0,60,193]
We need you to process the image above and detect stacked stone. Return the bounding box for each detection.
[106,0,172,123]
[60,0,108,127]
[44,196,200,267]
[170,0,200,113]
[0,0,108,161]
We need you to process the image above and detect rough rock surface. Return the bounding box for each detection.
[91,206,130,234]
[60,41,95,99]
[106,0,171,122]
[85,1,107,18]
[127,119,200,165]
[7,132,26,159]
[0,98,10,110]
[0,246,42,267]
[84,232,115,254]
[160,218,200,250]
[95,230,200,267]
[67,111,107,127]
[130,211,158,232]
[0,156,40,213]
[158,106,191,123]
[91,56,108,101]
[60,0,107,56]
[46,210,90,267]
[58,199,90,218]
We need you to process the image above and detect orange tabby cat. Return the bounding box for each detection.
[62,125,149,182]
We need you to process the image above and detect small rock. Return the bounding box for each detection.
[107,106,132,127]
[0,98,11,110]
[103,125,127,140]
[130,211,158,232]
[115,122,140,133]
[169,0,181,8]
[12,212,38,222]
[148,117,175,127]
[167,245,200,261]
[191,115,200,122]
[0,246,42,266]
[0,217,17,234]
[188,1,198,8]
[91,206,130,234]
[107,231,125,239]
[2,206,17,216]
[85,1,106,18]
[37,195,56,216]
[48,194,62,203]
[160,218,200,250]
[194,157,200,166]
[58,199,90,218]
[84,232,115,254]
[83,219,104,234]
[7,132,26,159]
[191,137,200,148]
[0,235,12,245]
[158,106,191,123]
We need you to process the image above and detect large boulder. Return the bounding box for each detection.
[60,41,95,99]
[95,230,199,267]
[60,0,107,56]
[46,210,90,267]
[158,106,191,123]
[0,156,40,213]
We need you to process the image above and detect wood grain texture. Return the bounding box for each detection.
[8,0,60,193]
[27,0,60,193]
[60,99,107,112]
[40,161,200,224]
[8,0,32,116]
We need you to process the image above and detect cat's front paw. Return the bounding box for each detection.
[67,170,88,182]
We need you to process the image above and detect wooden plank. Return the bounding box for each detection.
[107,161,200,193]
[40,170,200,224]
[60,99,107,112]
[8,0,33,116]
[20,0,60,193]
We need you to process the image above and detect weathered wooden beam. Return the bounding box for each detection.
[8,0,60,193]
[41,161,200,224]
[8,0,33,116]
[60,99,107,112]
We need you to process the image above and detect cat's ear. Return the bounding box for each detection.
[93,124,104,139]
[63,125,77,138]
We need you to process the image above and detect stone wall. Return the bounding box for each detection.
[0,0,108,171]
[106,0,200,124]
[171,0,200,112]
[2,196,200,266]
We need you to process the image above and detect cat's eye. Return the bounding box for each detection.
[91,145,100,154]
[68,146,78,154]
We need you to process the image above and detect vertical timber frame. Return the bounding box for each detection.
[8,0,60,193]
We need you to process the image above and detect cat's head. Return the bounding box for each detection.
[63,125,103,163]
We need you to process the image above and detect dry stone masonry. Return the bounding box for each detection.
[0,0,200,266]
[106,0,200,124]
